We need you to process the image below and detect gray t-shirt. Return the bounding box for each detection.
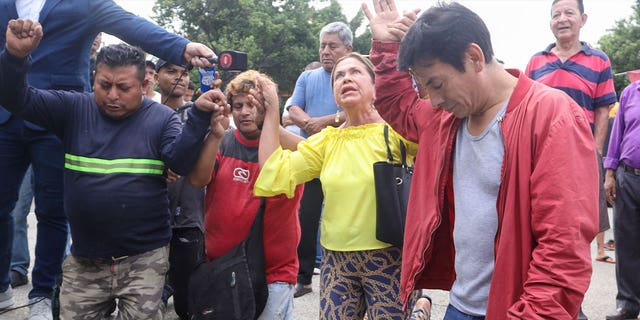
[449,103,507,316]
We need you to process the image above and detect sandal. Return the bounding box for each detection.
[410,294,432,320]
[293,283,312,298]
[596,255,616,264]
[603,239,615,251]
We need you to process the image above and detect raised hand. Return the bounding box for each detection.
[362,0,420,42]
[5,19,43,58]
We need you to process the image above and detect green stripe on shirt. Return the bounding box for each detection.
[64,153,165,175]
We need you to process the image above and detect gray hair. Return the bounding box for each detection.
[319,22,353,47]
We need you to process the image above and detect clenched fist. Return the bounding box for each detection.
[5,19,43,58]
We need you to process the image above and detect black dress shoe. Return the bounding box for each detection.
[293,283,312,298]
[606,308,639,320]
[10,270,28,288]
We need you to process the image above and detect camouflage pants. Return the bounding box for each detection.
[59,245,169,320]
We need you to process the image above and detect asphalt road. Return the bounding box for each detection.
[1,210,619,319]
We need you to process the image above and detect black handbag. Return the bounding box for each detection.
[373,125,413,248]
[188,200,268,320]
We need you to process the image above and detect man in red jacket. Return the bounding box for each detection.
[364,1,598,319]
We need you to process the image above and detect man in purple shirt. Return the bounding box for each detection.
[603,80,640,320]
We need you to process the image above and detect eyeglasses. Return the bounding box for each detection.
[408,68,426,86]
[408,68,429,100]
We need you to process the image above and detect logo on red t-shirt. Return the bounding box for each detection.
[233,167,250,183]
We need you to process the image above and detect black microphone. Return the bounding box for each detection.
[206,56,219,64]
[187,51,248,71]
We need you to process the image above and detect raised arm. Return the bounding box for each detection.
[364,1,425,142]
[91,0,216,68]
[187,90,230,187]
[164,89,228,176]
[253,77,281,168]
[0,19,39,110]
[187,131,222,188]
[279,127,304,151]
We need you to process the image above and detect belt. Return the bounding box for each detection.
[621,163,640,176]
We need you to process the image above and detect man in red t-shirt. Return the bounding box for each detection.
[188,70,303,319]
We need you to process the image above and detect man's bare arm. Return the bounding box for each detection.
[287,105,311,128]
[593,104,613,155]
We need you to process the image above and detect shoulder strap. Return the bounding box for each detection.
[384,125,394,162]
[246,198,266,242]
[399,138,408,167]
[385,124,409,166]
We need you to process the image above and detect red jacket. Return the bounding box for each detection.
[371,41,598,319]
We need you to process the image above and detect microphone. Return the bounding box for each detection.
[188,51,248,71]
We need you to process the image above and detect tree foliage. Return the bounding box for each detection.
[153,0,372,95]
[598,0,640,95]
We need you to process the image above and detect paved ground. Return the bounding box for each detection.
[1,209,620,319]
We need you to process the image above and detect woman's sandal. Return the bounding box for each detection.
[410,294,432,320]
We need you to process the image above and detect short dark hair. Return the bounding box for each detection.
[145,60,156,70]
[398,2,494,73]
[552,0,584,14]
[95,44,146,82]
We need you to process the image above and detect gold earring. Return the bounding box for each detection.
[335,110,340,123]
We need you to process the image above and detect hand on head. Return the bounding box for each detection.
[248,76,279,114]
[362,0,420,42]
[5,19,43,58]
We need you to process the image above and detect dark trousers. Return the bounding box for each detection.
[0,118,68,299]
[613,168,640,313]
[297,178,324,285]
[166,227,204,320]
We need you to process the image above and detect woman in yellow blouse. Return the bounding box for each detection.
[254,52,417,319]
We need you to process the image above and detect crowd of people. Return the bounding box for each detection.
[0,0,638,320]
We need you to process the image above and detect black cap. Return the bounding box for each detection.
[155,59,169,73]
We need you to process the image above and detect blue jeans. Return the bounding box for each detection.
[11,165,34,276]
[0,118,68,298]
[257,282,294,320]
[444,304,486,320]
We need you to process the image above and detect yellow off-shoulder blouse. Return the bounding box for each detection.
[254,123,417,252]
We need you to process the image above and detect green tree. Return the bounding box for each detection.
[153,0,371,95]
[351,10,372,55]
[598,0,640,95]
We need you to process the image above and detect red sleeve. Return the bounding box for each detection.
[508,90,599,319]
[370,40,431,143]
